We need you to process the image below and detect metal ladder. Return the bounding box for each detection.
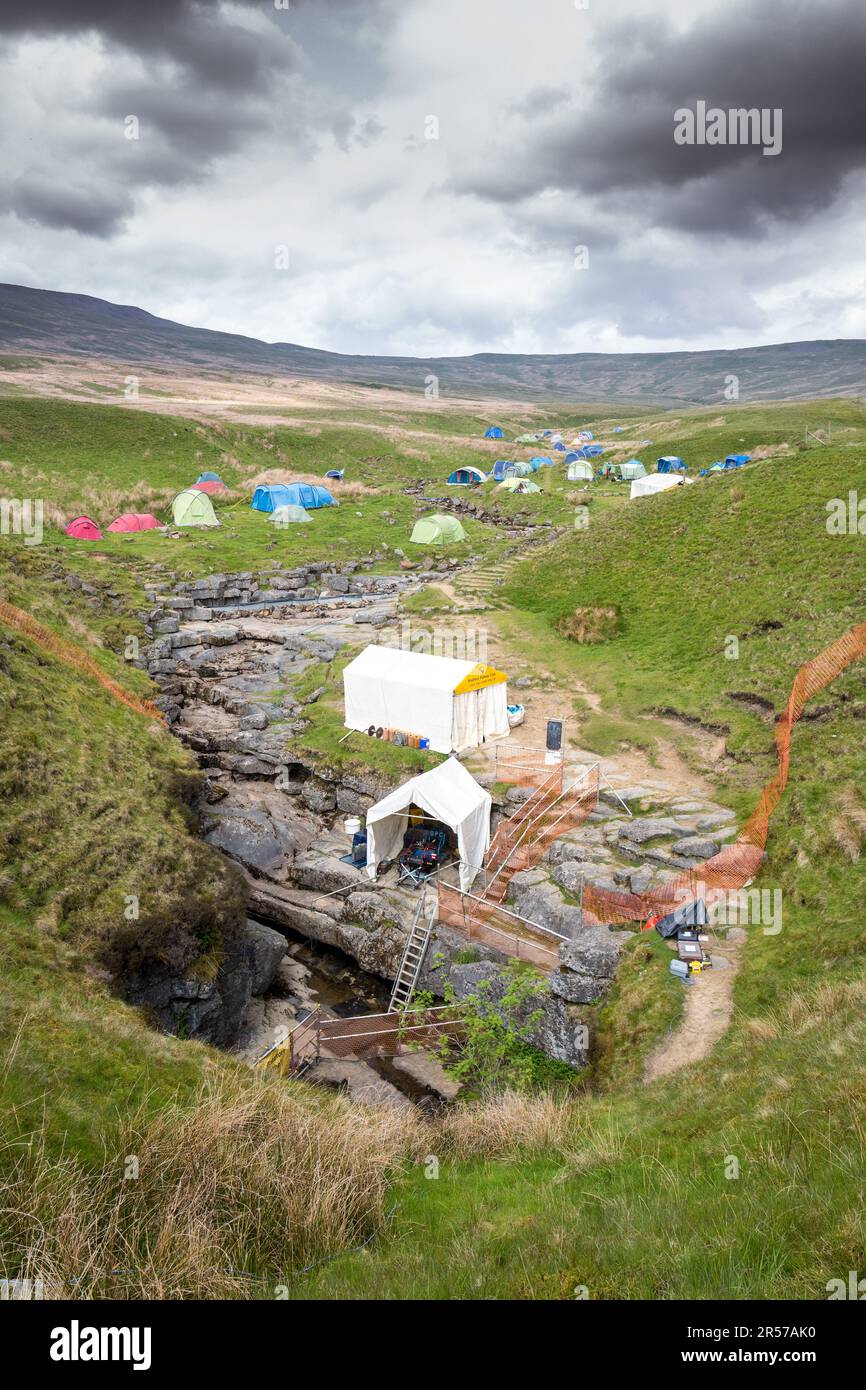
[389,890,436,1012]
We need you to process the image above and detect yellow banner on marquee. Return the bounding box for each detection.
[454,663,508,694]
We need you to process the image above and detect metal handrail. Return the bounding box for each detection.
[441,883,569,944]
[484,763,600,895]
[487,765,563,861]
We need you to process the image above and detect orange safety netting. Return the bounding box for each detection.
[0,600,165,722]
[584,618,866,926]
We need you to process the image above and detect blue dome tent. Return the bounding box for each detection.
[490,460,516,481]
[325,468,344,480]
[657,456,686,474]
[725,454,750,468]
[484,426,504,439]
[251,483,337,513]
[447,465,487,486]
[584,444,604,458]
[553,442,566,452]
[196,471,222,484]
[530,456,554,469]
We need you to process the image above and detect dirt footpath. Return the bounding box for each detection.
[642,933,745,1083]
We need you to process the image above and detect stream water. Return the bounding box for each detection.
[269,919,391,1017]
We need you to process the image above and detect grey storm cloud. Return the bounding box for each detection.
[454,0,866,236]
[97,81,273,169]
[9,175,133,238]
[0,1,290,91]
[0,1,318,235]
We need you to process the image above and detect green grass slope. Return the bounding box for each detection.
[3,392,866,1301]
[295,434,866,1299]
[0,547,423,1297]
[0,547,244,983]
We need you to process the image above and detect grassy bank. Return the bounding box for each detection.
[0,544,425,1295]
[2,392,866,1300]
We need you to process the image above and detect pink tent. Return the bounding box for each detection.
[106,513,162,533]
[64,516,102,540]
[191,480,226,495]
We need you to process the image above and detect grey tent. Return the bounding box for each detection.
[654,898,709,939]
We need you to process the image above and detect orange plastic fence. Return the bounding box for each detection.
[439,619,866,955]
[585,618,866,926]
[0,601,164,722]
[495,742,561,790]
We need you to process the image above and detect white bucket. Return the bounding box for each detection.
[344,815,362,836]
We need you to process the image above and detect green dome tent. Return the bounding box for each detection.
[410,513,467,545]
[271,504,312,526]
[619,459,647,480]
[497,478,541,494]
[172,489,219,527]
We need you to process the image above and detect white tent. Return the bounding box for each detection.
[567,459,594,481]
[629,473,689,500]
[365,757,491,891]
[343,644,509,754]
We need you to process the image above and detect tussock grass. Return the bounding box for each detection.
[830,789,866,863]
[1,1075,424,1299]
[436,1090,573,1159]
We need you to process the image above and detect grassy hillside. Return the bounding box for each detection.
[291,432,866,1299]
[0,397,562,576]
[0,546,244,983]
[5,393,863,586]
[2,392,866,1300]
[4,282,866,403]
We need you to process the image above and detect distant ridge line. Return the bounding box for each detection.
[1,282,866,406]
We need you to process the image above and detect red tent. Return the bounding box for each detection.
[106,513,162,533]
[64,516,102,540]
[191,480,226,495]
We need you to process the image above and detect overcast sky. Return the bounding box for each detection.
[0,0,864,357]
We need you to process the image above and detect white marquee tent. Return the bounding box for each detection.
[629,473,690,500]
[365,757,491,891]
[343,645,509,754]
